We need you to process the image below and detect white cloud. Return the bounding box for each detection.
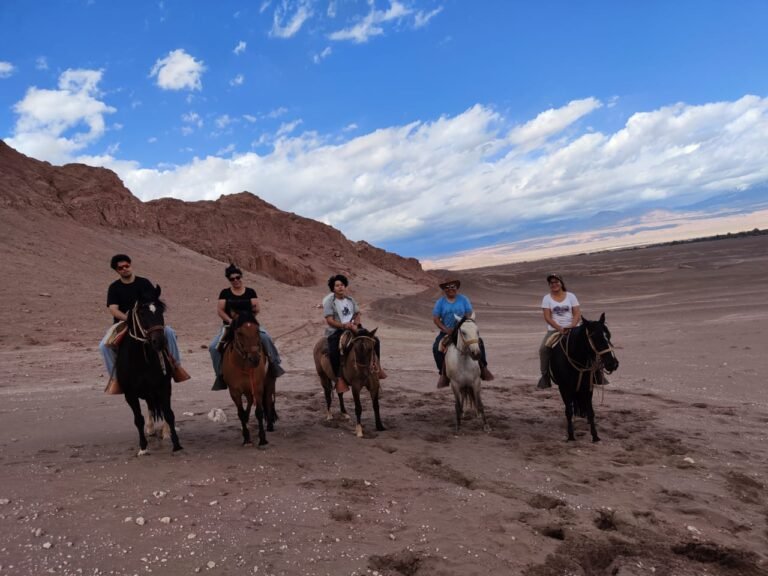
[113,95,768,247]
[270,1,313,39]
[35,57,48,70]
[230,74,245,86]
[216,114,234,129]
[0,61,16,78]
[313,46,332,64]
[6,68,115,163]
[233,41,247,55]
[329,0,412,43]
[414,6,443,28]
[150,49,205,91]
[508,97,602,149]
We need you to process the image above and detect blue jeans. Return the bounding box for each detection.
[99,325,181,376]
[209,326,283,378]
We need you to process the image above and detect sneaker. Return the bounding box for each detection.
[437,374,450,389]
[536,375,551,389]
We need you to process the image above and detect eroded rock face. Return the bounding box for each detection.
[0,141,432,287]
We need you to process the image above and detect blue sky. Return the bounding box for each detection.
[2,1,768,266]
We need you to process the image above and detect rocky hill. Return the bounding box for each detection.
[0,141,431,287]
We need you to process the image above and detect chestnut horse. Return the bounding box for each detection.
[221,311,275,446]
[115,285,182,455]
[313,328,385,438]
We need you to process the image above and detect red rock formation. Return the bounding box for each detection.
[0,141,432,286]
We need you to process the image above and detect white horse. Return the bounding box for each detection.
[444,312,490,433]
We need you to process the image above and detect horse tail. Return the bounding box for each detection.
[145,396,164,422]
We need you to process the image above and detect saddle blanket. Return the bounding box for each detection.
[105,321,127,348]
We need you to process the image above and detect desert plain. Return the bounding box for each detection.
[0,210,766,576]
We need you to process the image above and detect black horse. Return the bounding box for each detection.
[549,313,619,442]
[115,284,182,455]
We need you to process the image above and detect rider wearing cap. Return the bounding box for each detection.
[432,278,493,388]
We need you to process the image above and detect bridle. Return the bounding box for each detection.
[231,320,262,367]
[558,325,616,390]
[350,335,377,372]
[456,319,480,357]
[127,301,169,375]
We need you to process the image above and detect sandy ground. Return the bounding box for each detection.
[0,213,766,576]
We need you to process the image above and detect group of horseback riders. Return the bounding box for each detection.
[99,254,582,393]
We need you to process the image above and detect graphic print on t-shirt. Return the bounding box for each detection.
[552,304,571,316]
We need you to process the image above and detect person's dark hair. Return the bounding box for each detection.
[327,274,349,292]
[225,264,243,279]
[546,273,567,292]
[110,254,131,270]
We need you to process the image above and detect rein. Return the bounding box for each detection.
[349,335,377,371]
[557,328,614,391]
[126,303,168,375]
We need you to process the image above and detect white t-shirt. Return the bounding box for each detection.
[541,292,580,331]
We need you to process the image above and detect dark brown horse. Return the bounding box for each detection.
[313,328,385,438]
[115,284,182,455]
[221,311,275,446]
[549,313,619,442]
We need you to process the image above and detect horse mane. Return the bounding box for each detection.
[137,286,167,315]
[231,310,258,331]
[448,316,470,346]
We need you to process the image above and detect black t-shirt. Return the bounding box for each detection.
[107,276,156,323]
[218,287,258,322]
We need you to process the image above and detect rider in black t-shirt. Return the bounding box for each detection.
[99,254,187,393]
[209,264,284,390]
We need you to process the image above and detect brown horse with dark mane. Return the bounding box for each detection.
[221,310,275,446]
[313,328,385,438]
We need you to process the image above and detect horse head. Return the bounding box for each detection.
[350,327,377,375]
[583,313,619,373]
[231,311,262,367]
[132,284,167,352]
[454,313,481,360]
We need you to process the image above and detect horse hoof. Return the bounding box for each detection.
[355,425,364,438]
[258,440,269,448]
[376,425,386,432]
[137,449,149,456]
[326,413,333,421]
[173,445,183,452]
[242,441,253,447]
[592,436,601,443]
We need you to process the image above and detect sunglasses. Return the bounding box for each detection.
[229,275,242,281]
[116,264,131,270]
[443,284,458,290]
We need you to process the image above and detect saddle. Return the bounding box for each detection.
[544,331,562,349]
[438,333,452,354]
[339,330,354,354]
[105,321,128,348]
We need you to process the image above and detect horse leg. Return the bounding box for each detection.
[233,391,252,446]
[371,389,385,432]
[255,403,268,447]
[453,386,463,434]
[125,395,149,455]
[337,392,349,419]
[586,391,600,442]
[564,399,576,441]
[352,386,364,438]
[263,376,276,432]
[143,402,156,437]
[474,385,491,433]
[160,400,183,452]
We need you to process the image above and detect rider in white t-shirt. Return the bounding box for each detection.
[538,273,581,389]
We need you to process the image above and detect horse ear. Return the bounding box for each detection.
[470,311,476,321]
[599,312,605,323]
[453,313,463,322]
[155,284,162,298]
[369,327,378,337]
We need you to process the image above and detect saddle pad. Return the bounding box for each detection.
[544,331,562,349]
[105,321,127,348]
[438,334,451,353]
